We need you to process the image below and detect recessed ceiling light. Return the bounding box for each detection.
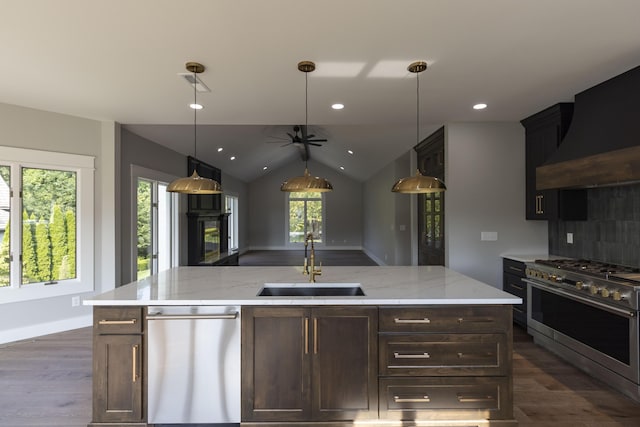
[347,149,354,155]
[332,103,344,110]
[217,147,223,152]
[263,166,268,170]
[230,156,236,160]
[473,103,487,110]
[340,166,345,170]
[189,103,203,110]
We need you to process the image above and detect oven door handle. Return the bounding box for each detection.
[524,279,636,318]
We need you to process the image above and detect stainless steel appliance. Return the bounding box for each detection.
[147,305,241,424]
[524,259,640,402]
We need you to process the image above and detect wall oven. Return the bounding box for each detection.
[525,259,640,402]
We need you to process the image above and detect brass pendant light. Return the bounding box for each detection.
[392,61,446,194]
[167,62,222,194]
[281,61,333,193]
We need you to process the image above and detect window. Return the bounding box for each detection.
[132,166,179,281]
[0,146,94,304]
[287,191,324,244]
[225,195,239,251]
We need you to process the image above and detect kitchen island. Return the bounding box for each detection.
[85,266,520,427]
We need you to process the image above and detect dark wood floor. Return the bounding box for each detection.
[239,249,378,266]
[2,324,640,426]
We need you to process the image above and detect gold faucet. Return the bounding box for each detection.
[303,232,322,282]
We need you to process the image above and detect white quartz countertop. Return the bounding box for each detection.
[84,266,521,306]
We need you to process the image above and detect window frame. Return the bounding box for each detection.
[0,146,94,304]
[130,165,180,282]
[285,191,326,247]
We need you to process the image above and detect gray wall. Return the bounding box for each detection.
[550,184,640,266]
[221,171,249,252]
[445,122,548,287]
[362,151,413,265]
[0,102,115,342]
[247,159,363,249]
[119,129,250,283]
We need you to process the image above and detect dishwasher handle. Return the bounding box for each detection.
[147,312,239,320]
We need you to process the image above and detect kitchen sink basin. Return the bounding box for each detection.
[257,283,365,297]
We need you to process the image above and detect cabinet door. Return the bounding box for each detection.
[241,307,311,422]
[525,124,560,220]
[93,334,143,423]
[311,307,378,421]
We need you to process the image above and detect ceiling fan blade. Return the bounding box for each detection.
[281,142,294,147]
[308,138,327,143]
[286,132,295,139]
[308,142,323,147]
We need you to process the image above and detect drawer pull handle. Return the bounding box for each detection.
[513,306,525,314]
[510,284,525,291]
[508,266,523,273]
[457,394,494,403]
[394,395,430,403]
[394,317,431,324]
[457,317,494,324]
[394,352,430,359]
[99,319,137,325]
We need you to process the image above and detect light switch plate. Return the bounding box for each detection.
[567,233,574,244]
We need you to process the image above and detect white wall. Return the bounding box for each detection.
[362,151,413,265]
[247,159,363,249]
[445,122,548,288]
[0,103,116,343]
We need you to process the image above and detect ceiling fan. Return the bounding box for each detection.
[275,125,327,147]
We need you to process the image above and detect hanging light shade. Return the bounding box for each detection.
[391,170,446,193]
[281,168,333,192]
[167,62,222,194]
[280,61,333,193]
[392,61,446,194]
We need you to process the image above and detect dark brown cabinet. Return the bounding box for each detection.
[90,306,145,427]
[378,305,515,424]
[416,126,445,266]
[502,258,528,328]
[241,306,378,423]
[521,103,587,220]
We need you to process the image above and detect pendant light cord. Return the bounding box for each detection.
[193,70,198,159]
[416,71,420,145]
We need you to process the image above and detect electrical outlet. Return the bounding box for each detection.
[71,296,80,307]
[567,233,574,244]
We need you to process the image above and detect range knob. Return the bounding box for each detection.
[541,272,549,281]
[589,284,599,295]
[601,288,611,298]
[575,281,584,290]
[612,290,628,301]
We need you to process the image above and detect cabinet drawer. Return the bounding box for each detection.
[379,377,512,420]
[94,307,143,334]
[379,306,510,333]
[503,258,526,277]
[379,334,508,376]
[503,272,527,299]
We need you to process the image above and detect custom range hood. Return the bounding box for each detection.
[537,65,640,190]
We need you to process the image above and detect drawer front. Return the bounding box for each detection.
[379,306,510,333]
[94,306,143,334]
[379,334,508,376]
[503,272,527,299]
[379,377,512,420]
[503,258,526,277]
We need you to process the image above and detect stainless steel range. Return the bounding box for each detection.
[524,259,640,402]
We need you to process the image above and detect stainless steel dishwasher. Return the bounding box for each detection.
[147,305,241,424]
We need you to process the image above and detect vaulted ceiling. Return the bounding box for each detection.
[2,1,640,182]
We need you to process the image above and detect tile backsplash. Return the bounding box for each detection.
[549,184,640,267]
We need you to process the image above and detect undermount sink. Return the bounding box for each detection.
[257,283,365,297]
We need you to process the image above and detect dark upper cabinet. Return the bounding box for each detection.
[187,156,222,212]
[521,104,587,221]
[415,127,445,266]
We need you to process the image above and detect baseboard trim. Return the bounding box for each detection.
[0,314,92,345]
